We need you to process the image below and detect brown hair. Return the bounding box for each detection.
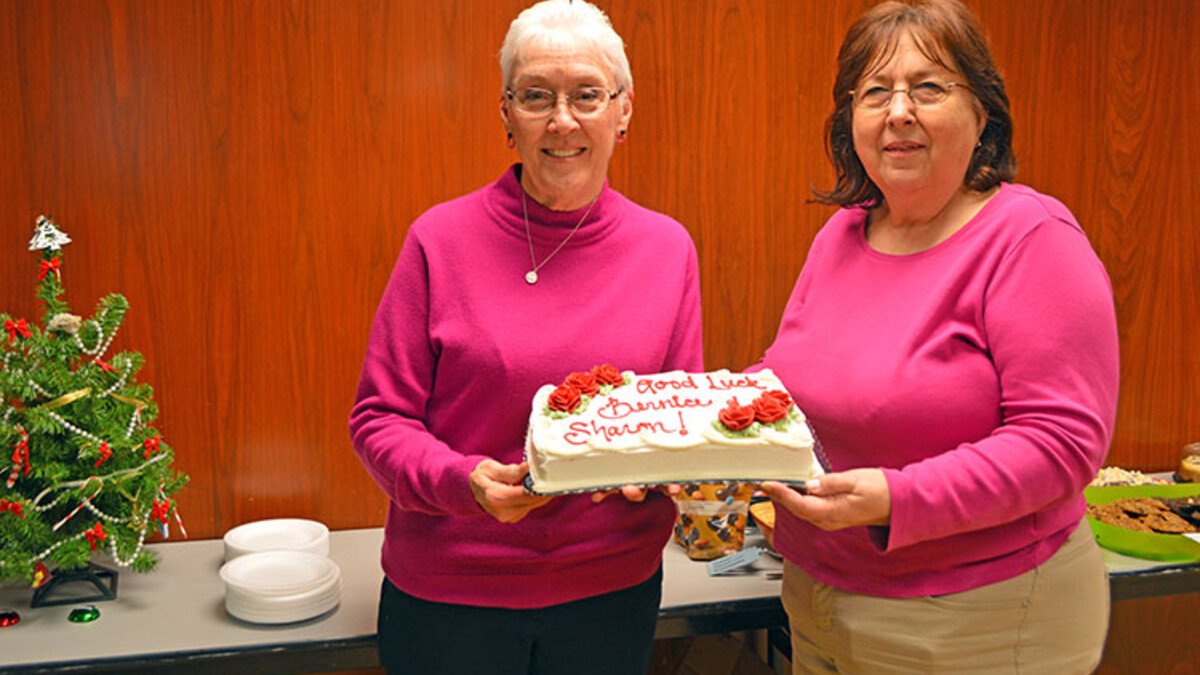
[813,0,1016,208]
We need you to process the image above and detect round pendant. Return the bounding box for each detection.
[525,270,538,284]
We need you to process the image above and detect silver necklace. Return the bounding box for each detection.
[521,188,599,284]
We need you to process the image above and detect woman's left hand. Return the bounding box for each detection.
[761,468,891,531]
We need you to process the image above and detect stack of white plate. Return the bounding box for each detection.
[223,518,330,562]
[219,550,342,624]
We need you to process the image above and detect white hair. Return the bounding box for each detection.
[499,0,633,93]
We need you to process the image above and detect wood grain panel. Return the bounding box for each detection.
[1,5,1198,666]
[0,0,1196,532]
[980,0,1200,473]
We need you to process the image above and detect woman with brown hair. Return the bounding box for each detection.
[757,1,1118,671]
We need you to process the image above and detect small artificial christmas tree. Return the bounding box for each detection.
[0,215,188,593]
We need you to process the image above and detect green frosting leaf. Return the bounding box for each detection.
[711,419,762,439]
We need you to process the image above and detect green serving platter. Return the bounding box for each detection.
[1084,484,1200,562]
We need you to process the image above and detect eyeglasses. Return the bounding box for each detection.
[849,81,970,110]
[506,87,623,116]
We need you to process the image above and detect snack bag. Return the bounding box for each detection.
[672,483,756,560]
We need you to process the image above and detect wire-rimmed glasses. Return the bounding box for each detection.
[849,81,970,110]
[506,87,623,116]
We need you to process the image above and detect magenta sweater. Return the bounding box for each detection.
[760,183,1119,597]
[349,165,703,609]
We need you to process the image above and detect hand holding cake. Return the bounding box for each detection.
[761,469,891,531]
[468,459,553,523]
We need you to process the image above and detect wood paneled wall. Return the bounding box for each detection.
[1,0,1196,543]
[3,2,1197,673]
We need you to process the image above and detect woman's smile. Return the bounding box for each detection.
[543,147,586,158]
[883,140,924,154]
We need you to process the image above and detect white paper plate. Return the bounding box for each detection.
[223,518,329,562]
[225,591,341,624]
[224,568,342,607]
[219,551,339,595]
[225,579,343,621]
[227,588,341,616]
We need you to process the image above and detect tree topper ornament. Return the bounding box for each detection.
[28,215,72,251]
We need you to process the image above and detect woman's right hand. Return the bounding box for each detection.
[469,459,554,523]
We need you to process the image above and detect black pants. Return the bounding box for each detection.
[377,567,662,675]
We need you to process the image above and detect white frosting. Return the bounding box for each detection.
[525,369,815,493]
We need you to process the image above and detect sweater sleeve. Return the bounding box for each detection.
[348,231,488,518]
[883,218,1119,550]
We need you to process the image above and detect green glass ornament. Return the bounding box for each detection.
[67,605,101,623]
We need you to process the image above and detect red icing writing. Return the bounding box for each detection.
[564,414,688,445]
[594,394,711,420]
[705,374,767,392]
[635,375,699,395]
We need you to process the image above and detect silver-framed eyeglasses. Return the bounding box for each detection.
[849,81,970,110]
[506,86,623,116]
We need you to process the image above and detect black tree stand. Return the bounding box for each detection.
[30,564,118,607]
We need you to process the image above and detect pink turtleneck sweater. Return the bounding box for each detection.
[759,183,1119,597]
[350,165,703,609]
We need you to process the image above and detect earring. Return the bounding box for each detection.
[506,132,515,149]
[616,129,626,143]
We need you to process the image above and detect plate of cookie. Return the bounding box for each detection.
[1084,484,1200,562]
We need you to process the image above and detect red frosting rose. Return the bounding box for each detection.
[547,384,582,413]
[563,371,599,397]
[718,398,756,431]
[763,390,793,410]
[751,394,789,424]
[591,363,624,387]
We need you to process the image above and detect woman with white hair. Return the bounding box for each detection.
[349,1,702,672]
